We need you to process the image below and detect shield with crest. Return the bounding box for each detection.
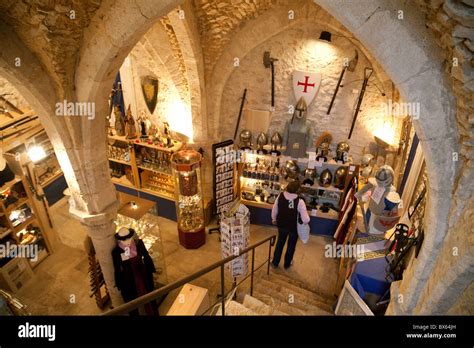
[293,70,322,106]
[141,75,159,114]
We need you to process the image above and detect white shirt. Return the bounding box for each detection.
[271,192,310,224]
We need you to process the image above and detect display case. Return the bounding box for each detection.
[0,176,51,275]
[239,149,358,211]
[107,134,182,200]
[171,150,205,249]
[115,193,168,286]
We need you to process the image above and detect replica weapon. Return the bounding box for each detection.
[263,51,278,109]
[327,50,358,115]
[348,67,373,139]
[233,88,247,141]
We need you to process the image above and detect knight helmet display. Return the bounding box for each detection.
[256,132,268,153]
[333,166,348,189]
[270,131,282,149]
[336,142,350,163]
[319,168,333,187]
[283,160,300,180]
[293,97,308,121]
[239,129,252,149]
[303,168,316,186]
[375,165,394,188]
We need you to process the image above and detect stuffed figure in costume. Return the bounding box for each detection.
[112,227,158,315]
[354,165,402,235]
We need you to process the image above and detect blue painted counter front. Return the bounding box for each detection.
[245,204,338,237]
[44,174,67,206]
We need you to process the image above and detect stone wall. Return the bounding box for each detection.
[0,76,30,111]
[219,21,400,163]
[411,0,474,314]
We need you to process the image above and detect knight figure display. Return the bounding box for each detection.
[283,97,311,159]
[354,165,402,235]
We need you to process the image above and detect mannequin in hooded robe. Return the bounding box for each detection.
[112,227,158,315]
[283,97,312,158]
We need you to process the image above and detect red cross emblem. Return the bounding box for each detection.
[297,76,315,93]
[293,70,321,106]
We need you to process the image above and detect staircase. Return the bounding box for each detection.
[221,270,335,316]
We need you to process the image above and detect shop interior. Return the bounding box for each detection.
[0,0,470,316]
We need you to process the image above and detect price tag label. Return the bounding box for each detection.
[349,165,355,172]
[311,209,317,217]
[371,186,385,205]
[308,160,316,169]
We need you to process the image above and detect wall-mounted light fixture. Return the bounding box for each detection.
[318,31,332,42]
[27,145,46,163]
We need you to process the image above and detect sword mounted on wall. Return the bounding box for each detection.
[263,51,278,109]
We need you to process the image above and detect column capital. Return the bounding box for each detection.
[69,198,119,228]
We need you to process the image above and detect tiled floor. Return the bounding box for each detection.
[14,198,338,315]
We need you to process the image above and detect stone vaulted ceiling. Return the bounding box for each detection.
[0,0,103,98]
[192,0,289,78]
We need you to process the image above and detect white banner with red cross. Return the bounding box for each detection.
[293,70,322,106]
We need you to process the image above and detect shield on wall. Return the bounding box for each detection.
[140,75,159,114]
[293,70,322,107]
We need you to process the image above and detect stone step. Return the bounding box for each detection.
[215,300,258,316]
[253,288,309,315]
[260,273,335,308]
[257,277,334,313]
[242,294,287,316]
[254,283,332,315]
[265,270,336,301]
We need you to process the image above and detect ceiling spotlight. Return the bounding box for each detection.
[319,31,332,42]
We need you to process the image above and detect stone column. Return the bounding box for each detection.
[69,200,123,308]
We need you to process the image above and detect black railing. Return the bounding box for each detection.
[104,234,276,316]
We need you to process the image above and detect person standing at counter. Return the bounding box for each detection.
[271,180,310,269]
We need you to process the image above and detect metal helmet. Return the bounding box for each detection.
[319,168,333,187]
[270,131,283,149]
[375,165,394,188]
[336,142,350,161]
[284,160,300,179]
[239,129,252,147]
[293,97,307,120]
[304,168,316,179]
[256,132,268,149]
[333,166,348,189]
[318,142,330,156]
[361,153,374,167]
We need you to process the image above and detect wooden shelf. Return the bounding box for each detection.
[5,197,29,213]
[108,158,132,166]
[0,229,12,239]
[137,165,172,176]
[39,170,63,188]
[0,177,22,192]
[12,215,36,233]
[107,135,183,153]
[111,176,135,188]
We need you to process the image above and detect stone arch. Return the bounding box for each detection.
[210,0,462,313]
[314,0,460,314]
[210,1,391,141]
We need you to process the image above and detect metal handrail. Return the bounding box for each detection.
[104,234,276,316]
